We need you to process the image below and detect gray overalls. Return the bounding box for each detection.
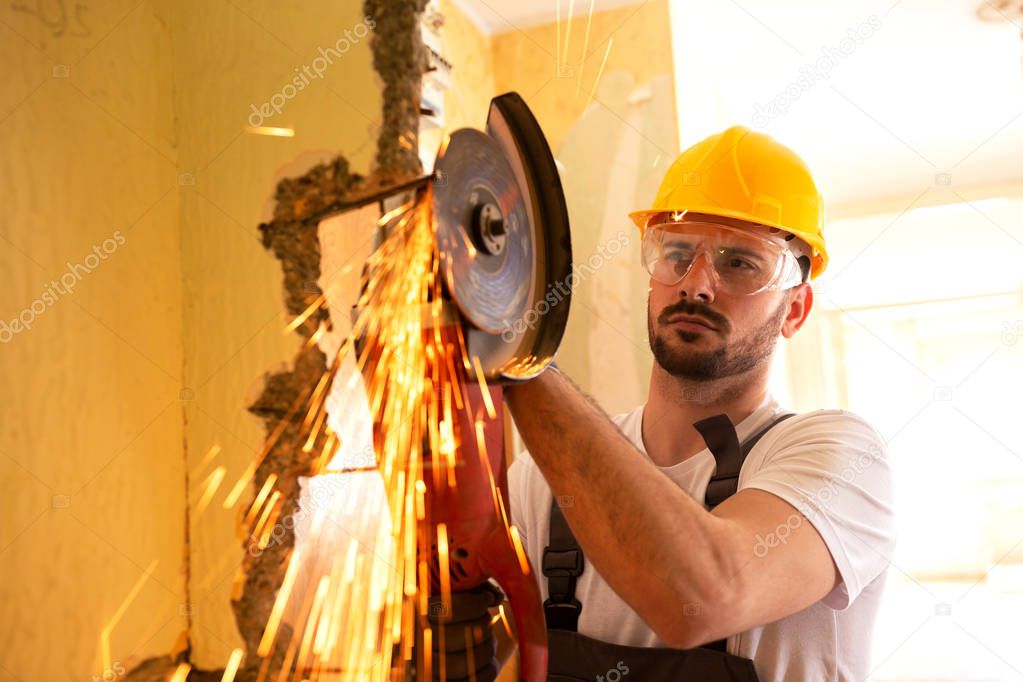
[542,413,795,681]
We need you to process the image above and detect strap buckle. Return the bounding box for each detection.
[543,597,583,631]
[542,548,584,631]
[542,548,583,577]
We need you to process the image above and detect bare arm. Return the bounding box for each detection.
[503,368,837,647]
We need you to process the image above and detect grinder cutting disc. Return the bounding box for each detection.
[432,92,572,380]
[433,128,533,335]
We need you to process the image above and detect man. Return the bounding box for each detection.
[436,125,896,681]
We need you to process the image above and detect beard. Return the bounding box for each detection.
[647,296,786,382]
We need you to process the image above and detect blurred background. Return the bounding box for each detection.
[2,0,1023,680]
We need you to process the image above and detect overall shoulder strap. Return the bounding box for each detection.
[543,497,585,631]
[693,411,796,653]
[695,412,796,509]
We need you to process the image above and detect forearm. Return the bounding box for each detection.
[504,369,738,646]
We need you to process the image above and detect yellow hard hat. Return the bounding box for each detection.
[629,125,828,279]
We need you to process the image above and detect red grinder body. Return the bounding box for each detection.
[420,343,547,681]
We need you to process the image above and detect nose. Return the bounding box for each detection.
[676,251,717,303]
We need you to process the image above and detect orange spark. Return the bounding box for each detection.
[221,649,244,682]
[257,548,303,657]
[587,37,614,110]
[284,294,325,334]
[576,0,596,98]
[470,356,497,419]
[169,663,191,682]
[509,526,531,575]
[192,465,226,526]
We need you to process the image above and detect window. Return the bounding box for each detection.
[784,196,1023,680]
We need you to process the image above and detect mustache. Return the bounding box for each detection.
[658,301,730,332]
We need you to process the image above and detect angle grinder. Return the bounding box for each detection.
[423,91,571,682]
[349,91,573,681]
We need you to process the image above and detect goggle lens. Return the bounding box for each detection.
[642,222,802,295]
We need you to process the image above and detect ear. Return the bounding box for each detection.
[780,283,813,338]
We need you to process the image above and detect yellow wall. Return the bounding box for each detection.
[1,0,384,677]
[491,1,674,153]
[0,1,186,679]
[435,0,674,151]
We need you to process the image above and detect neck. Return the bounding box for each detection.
[641,362,770,467]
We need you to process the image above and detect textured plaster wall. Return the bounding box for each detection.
[0,2,187,680]
[223,1,426,676]
[1,0,386,678]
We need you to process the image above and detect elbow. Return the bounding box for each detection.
[655,621,702,651]
[654,604,718,650]
[655,574,747,650]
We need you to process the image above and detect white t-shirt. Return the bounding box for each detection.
[507,395,897,682]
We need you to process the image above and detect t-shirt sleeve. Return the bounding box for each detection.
[739,410,897,610]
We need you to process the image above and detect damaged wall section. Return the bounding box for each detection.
[231,0,428,678]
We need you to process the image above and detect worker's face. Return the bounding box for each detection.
[645,264,812,382]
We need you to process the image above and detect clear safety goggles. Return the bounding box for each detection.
[641,219,806,296]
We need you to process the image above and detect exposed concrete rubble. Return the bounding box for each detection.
[122,655,179,682]
[365,0,430,185]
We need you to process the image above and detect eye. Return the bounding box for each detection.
[726,256,757,270]
[717,249,762,272]
[664,248,693,264]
